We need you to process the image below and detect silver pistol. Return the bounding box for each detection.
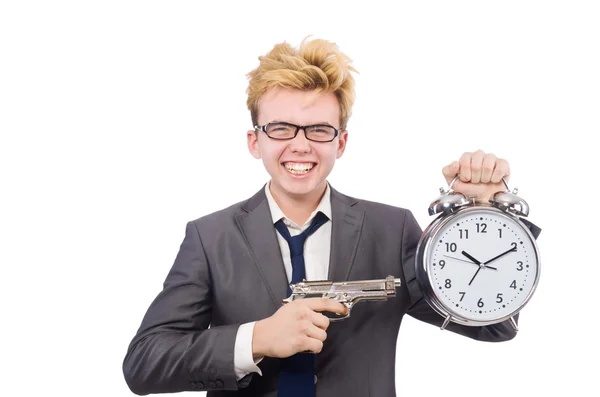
[282,275,401,321]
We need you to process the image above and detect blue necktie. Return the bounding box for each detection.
[274,211,329,397]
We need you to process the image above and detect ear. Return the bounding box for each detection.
[336,130,348,159]
[247,129,261,159]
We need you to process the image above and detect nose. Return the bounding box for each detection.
[288,128,311,153]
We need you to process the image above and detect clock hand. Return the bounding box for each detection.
[445,255,476,264]
[483,246,517,266]
[461,250,482,265]
[468,266,482,286]
[463,251,497,286]
[444,254,497,270]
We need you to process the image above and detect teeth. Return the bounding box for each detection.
[284,162,314,174]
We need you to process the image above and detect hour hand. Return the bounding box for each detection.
[462,250,497,270]
[461,250,482,265]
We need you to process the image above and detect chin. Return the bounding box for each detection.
[275,175,325,199]
[281,180,321,197]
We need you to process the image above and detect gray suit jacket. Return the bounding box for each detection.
[123,185,522,396]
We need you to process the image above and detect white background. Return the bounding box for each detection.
[1,1,598,396]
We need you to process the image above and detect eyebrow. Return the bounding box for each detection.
[271,120,334,126]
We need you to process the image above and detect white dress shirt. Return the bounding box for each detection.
[233,182,333,380]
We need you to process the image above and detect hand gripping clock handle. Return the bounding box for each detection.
[443,174,511,193]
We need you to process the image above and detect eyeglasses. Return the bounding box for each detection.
[254,122,340,142]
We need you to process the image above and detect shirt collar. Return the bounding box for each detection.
[264,181,332,229]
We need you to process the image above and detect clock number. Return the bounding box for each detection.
[477,298,484,308]
[459,291,465,301]
[498,228,502,238]
[510,280,517,289]
[476,223,487,233]
[445,279,452,288]
[496,293,503,303]
[439,260,446,269]
[511,242,518,252]
[445,242,457,252]
[517,261,523,271]
[459,229,469,239]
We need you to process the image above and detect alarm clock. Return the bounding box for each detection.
[415,175,541,331]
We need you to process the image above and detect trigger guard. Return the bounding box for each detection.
[326,302,352,322]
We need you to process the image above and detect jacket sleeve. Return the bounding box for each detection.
[122,221,254,395]
[401,210,539,342]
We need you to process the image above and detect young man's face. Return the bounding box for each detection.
[247,87,348,201]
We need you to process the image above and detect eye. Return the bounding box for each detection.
[267,123,295,134]
[307,125,334,134]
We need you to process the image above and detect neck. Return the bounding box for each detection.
[269,182,327,226]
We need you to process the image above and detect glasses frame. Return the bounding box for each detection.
[254,121,341,142]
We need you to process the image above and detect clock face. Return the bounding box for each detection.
[426,208,539,322]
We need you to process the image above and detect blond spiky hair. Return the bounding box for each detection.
[246,36,358,130]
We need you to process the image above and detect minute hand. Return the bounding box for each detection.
[484,246,517,265]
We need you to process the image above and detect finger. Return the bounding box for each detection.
[458,152,472,182]
[442,161,460,185]
[305,323,328,342]
[470,150,485,184]
[311,311,331,330]
[304,298,348,315]
[491,158,510,184]
[305,337,324,354]
[481,153,497,183]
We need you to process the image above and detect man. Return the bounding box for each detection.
[122,37,531,397]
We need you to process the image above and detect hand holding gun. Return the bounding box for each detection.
[282,275,401,321]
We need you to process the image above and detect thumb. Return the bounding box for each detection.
[442,161,460,184]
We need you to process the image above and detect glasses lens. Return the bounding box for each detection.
[305,125,336,141]
[265,123,296,139]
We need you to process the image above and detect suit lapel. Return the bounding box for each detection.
[328,186,365,282]
[235,186,288,310]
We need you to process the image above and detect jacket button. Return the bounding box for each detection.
[314,375,318,384]
[216,380,224,388]
[209,381,216,388]
[190,381,203,389]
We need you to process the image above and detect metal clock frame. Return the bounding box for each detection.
[415,203,541,331]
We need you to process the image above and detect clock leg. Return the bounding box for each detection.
[441,315,452,330]
[509,316,519,332]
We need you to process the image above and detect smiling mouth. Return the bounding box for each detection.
[282,162,316,175]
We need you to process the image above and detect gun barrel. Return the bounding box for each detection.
[287,276,401,298]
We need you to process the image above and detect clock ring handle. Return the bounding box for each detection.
[501,177,519,195]
[440,174,460,194]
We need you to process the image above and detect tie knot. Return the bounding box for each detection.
[274,212,329,257]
